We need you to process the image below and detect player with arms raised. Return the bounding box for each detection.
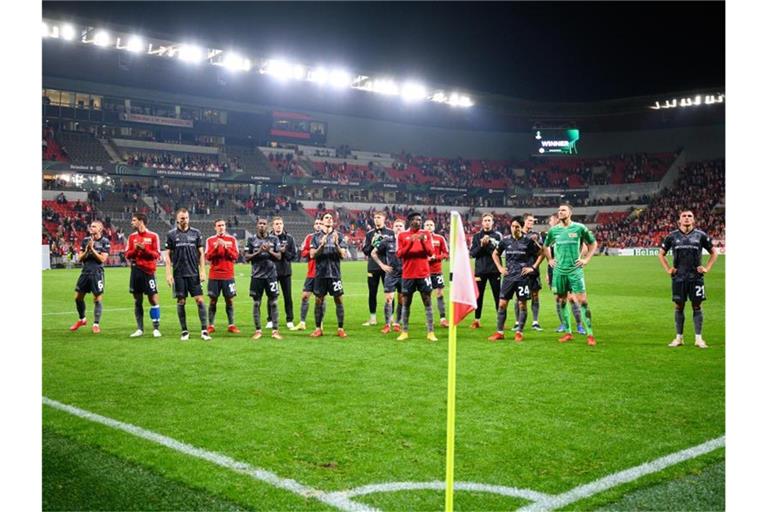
[309,212,349,338]
[69,220,110,334]
[396,212,438,342]
[658,210,719,348]
[205,219,240,334]
[540,204,598,346]
[125,213,162,338]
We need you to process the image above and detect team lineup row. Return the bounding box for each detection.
[68,205,718,347]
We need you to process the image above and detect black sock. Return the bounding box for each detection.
[208,303,217,326]
[134,299,144,330]
[437,295,446,319]
[197,301,208,330]
[384,300,393,325]
[396,298,403,324]
[336,302,344,328]
[314,300,324,328]
[693,308,703,336]
[253,300,262,330]
[425,302,434,332]
[269,298,279,327]
[532,297,540,323]
[402,304,411,332]
[300,297,310,322]
[675,309,685,336]
[496,307,507,332]
[513,302,520,325]
[226,303,235,326]
[571,301,582,325]
[93,301,103,325]
[75,298,86,320]
[177,303,188,332]
[517,306,527,332]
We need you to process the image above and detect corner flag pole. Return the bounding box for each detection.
[445,212,459,512]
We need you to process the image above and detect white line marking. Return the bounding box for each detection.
[43,397,378,512]
[517,435,726,512]
[332,480,552,502]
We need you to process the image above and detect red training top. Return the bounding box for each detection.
[428,233,449,274]
[397,229,434,279]
[301,233,316,278]
[125,230,161,275]
[205,234,239,280]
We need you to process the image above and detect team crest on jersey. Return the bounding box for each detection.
[143,237,152,244]
[568,233,578,238]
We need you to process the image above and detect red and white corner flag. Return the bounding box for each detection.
[449,211,478,325]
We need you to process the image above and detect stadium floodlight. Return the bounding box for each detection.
[126,36,145,53]
[179,45,204,63]
[328,69,352,89]
[60,24,76,41]
[292,64,306,81]
[458,95,473,108]
[263,59,294,80]
[93,30,111,47]
[372,79,399,96]
[401,82,428,102]
[309,67,329,84]
[431,91,447,103]
[223,52,251,71]
[42,22,49,38]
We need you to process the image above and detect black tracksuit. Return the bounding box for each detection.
[469,229,503,320]
[272,231,297,322]
[362,226,395,315]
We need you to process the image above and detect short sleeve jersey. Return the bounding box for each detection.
[523,230,543,266]
[311,230,347,279]
[377,235,402,277]
[166,227,203,277]
[496,236,539,281]
[544,222,596,274]
[80,236,111,275]
[661,229,714,279]
[246,234,280,279]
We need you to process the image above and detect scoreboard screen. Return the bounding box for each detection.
[533,128,580,155]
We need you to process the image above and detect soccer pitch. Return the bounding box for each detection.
[42,257,725,511]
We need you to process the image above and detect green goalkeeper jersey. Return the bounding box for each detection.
[544,221,596,274]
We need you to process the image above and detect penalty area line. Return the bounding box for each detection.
[42,397,379,512]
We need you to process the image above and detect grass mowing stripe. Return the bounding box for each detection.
[43,397,379,512]
[518,436,725,511]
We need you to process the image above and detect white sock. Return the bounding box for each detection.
[695,334,703,342]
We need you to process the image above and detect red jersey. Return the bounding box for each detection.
[125,230,161,275]
[397,229,434,279]
[301,233,316,278]
[205,234,239,280]
[428,233,449,274]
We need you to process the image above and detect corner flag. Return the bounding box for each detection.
[445,211,478,512]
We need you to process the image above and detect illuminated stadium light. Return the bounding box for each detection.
[431,91,447,103]
[458,95,473,108]
[263,59,294,80]
[222,52,251,71]
[401,82,428,102]
[372,79,399,96]
[93,30,111,47]
[179,45,204,63]
[292,64,306,80]
[42,22,50,38]
[328,69,352,89]
[125,36,145,53]
[650,93,724,109]
[60,24,77,41]
[308,67,329,84]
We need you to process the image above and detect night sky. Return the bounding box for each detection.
[43,1,725,102]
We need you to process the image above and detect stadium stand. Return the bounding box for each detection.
[56,130,113,166]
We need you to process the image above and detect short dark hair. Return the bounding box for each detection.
[481,213,494,221]
[176,207,188,216]
[133,213,148,226]
[523,212,534,221]
[511,216,524,225]
[407,211,421,221]
[213,218,226,225]
[559,203,573,211]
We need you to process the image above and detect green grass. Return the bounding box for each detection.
[42,257,725,511]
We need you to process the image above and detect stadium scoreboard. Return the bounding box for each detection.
[533,128,580,155]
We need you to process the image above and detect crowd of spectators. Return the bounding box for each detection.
[594,160,725,248]
[125,152,227,173]
[267,152,303,176]
[310,160,378,184]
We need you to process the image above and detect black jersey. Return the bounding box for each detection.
[246,233,280,279]
[166,227,203,277]
[311,230,347,279]
[363,227,395,272]
[270,231,297,277]
[79,235,111,275]
[470,229,503,275]
[495,235,540,281]
[661,229,714,279]
[376,235,402,277]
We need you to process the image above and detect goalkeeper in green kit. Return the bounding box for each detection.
[538,204,599,346]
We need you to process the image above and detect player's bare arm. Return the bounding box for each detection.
[371,247,393,273]
[163,249,174,286]
[491,251,508,276]
[697,247,719,274]
[575,241,598,267]
[657,249,677,275]
[198,247,206,282]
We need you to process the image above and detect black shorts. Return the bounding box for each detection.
[501,277,532,301]
[384,273,402,293]
[75,272,105,296]
[402,277,433,295]
[129,267,158,296]
[173,275,203,299]
[672,277,706,303]
[250,277,280,300]
[314,277,344,297]
[303,277,315,293]
[208,278,237,299]
[430,273,446,290]
[529,270,542,292]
